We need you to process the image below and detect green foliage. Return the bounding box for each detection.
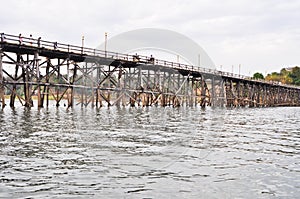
[265,66,300,85]
[253,72,264,79]
[289,66,300,85]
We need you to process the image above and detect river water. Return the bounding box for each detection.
[0,104,299,198]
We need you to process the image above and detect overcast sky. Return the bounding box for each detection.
[1,0,299,75]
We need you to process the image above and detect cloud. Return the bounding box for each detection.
[1,0,299,75]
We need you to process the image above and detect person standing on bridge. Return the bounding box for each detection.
[29,34,33,46]
[149,55,155,64]
[54,42,58,50]
[37,37,41,47]
[19,34,23,45]
[0,33,5,43]
[133,53,140,62]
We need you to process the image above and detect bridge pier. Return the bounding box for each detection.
[200,78,206,108]
[9,54,19,108]
[23,55,33,107]
[35,51,42,108]
[46,59,51,107]
[0,49,5,109]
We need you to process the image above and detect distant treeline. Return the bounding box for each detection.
[253,66,300,86]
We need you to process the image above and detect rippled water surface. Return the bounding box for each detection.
[0,104,299,198]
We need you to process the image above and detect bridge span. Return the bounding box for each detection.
[0,33,300,109]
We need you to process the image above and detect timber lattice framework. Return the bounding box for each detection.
[0,33,300,109]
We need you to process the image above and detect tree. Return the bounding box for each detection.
[266,72,282,82]
[265,66,300,85]
[289,66,300,85]
[253,72,264,80]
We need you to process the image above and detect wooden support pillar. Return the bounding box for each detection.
[172,72,176,106]
[46,59,50,107]
[252,84,256,107]
[66,58,71,108]
[121,67,127,107]
[293,89,296,105]
[80,63,84,107]
[146,69,151,106]
[274,87,279,106]
[253,84,257,107]
[271,87,276,106]
[116,65,122,107]
[35,52,42,108]
[185,77,189,106]
[248,84,253,107]
[211,77,215,107]
[256,84,261,107]
[0,49,5,109]
[262,85,266,107]
[167,72,171,106]
[189,78,194,106]
[84,62,88,107]
[298,90,300,106]
[157,69,161,90]
[225,80,229,107]
[128,68,132,106]
[24,55,33,107]
[200,77,206,108]
[138,66,142,89]
[10,54,20,108]
[221,79,226,107]
[177,74,181,105]
[266,86,271,107]
[236,81,240,107]
[194,80,198,106]
[56,59,60,107]
[96,65,100,108]
[68,59,76,108]
[91,65,95,108]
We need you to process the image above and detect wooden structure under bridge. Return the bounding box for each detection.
[0,33,300,109]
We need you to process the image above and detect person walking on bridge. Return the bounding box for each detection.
[19,34,23,45]
[37,37,41,47]
[0,33,5,42]
[54,42,58,50]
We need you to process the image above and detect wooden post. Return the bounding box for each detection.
[138,66,142,89]
[211,77,215,107]
[190,78,194,106]
[0,49,5,109]
[177,74,181,106]
[146,70,151,106]
[91,65,95,108]
[96,65,100,108]
[221,79,226,107]
[35,52,42,108]
[201,77,206,108]
[186,77,189,106]
[107,64,111,107]
[66,59,71,108]
[85,62,88,107]
[236,81,240,107]
[46,59,50,107]
[24,56,33,107]
[56,59,60,107]
[10,54,20,108]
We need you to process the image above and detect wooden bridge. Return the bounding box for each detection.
[0,33,300,109]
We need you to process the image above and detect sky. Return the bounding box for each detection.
[1,0,300,76]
